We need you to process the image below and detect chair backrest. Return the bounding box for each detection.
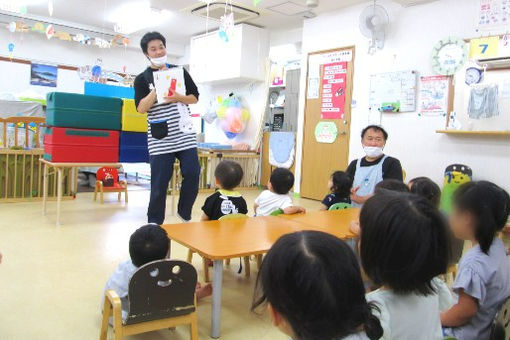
[219,213,248,220]
[125,260,197,325]
[96,167,119,187]
[269,208,284,216]
[329,202,352,210]
[490,296,510,340]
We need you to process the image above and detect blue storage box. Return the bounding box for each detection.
[84,82,134,99]
[119,132,149,163]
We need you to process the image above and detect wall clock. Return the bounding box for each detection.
[465,67,483,85]
[431,37,468,76]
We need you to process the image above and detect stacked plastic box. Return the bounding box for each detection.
[43,83,149,163]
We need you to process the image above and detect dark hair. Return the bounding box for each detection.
[374,179,409,194]
[453,181,510,254]
[214,160,244,190]
[252,231,383,340]
[330,171,352,197]
[140,31,166,54]
[410,177,441,208]
[270,168,294,195]
[129,224,170,267]
[361,125,388,140]
[360,192,450,295]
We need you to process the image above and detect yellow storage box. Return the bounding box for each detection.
[121,99,147,132]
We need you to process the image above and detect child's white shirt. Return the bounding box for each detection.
[102,260,138,320]
[366,278,453,340]
[254,190,293,216]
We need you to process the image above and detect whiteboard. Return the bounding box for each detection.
[368,70,418,119]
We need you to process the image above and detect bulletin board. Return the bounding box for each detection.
[450,35,510,132]
[368,70,417,124]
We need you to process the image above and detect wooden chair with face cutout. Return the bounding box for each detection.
[100,260,198,340]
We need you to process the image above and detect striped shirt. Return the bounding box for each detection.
[134,65,200,156]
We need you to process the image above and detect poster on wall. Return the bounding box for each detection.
[478,0,510,30]
[321,61,347,119]
[314,121,338,143]
[419,76,450,116]
[30,63,57,87]
[368,70,417,113]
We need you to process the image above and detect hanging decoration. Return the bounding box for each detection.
[253,0,262,6]
[46,24,55,39]
[8,21,16,33]
[219,1,234,43]
[8,42,14,53]
[91,59,103,82]
[4,21,130,50]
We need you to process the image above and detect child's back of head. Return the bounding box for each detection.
[360,192,450,295]
[269,168,294,195]
[451,180,510,254]
[374,179,409,194]
[252,231,383,340]
[330,171,352,197]
[409,177,441,208]
[129,224,170,267]
[214,160,244,190]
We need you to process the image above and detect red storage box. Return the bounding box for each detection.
[43,127,119,163]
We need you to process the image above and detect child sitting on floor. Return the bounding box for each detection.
[201,160,248,221]
[252,230,383,340]
[103,224,212,320]
[320,171,352,210]
[254,168,305,216]
[360,192,453,340]
[441,181,510,340]
[408,177,441,208]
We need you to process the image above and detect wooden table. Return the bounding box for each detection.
[162,209,360,338]
[39,159,121,226]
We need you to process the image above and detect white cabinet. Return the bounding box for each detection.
[190,24,269,84]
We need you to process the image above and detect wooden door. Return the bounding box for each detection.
[300,47,355,200]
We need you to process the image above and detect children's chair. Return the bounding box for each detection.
[490,296,510,340]
[269,208,284,216]
[329,202,352,210]
[94,167,128,204]
[100,260,198,340]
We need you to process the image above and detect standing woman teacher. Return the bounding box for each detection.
[134,32,200,224]
[347,125,403,206]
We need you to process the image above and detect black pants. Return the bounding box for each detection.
[147,148,200,224]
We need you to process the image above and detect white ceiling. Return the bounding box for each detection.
[15,0,369,43]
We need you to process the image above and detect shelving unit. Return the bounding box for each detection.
[436,130,510,136]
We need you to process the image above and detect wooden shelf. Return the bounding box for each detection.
[436,130,510,136]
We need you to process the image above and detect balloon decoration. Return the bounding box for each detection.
[216,96,250,139]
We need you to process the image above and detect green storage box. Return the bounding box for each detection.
[46,92,122,130]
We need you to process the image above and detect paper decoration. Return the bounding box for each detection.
[8,21,16,33]
[469,36,499,59]
[54,31,72,41]
[46,24,54,39]
[369,70,417,113]
[48,0,53,16]
[314,122,338,143]
[219,12,234,42]
[31,22,46,33]
[8,42,14,53]
[419,76,450,116]
[321,62,347,119]
[478,0,510,29]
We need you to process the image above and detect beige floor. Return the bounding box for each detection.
[0,188,322,340]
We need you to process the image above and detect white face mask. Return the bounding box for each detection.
[149,55,167,67]
[363,146,384,158]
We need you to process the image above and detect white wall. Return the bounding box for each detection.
[295,0,510,193]
[0,30,183,96]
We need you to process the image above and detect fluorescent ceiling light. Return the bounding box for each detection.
[108,1,172,35]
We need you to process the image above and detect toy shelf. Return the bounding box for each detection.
[436,130,510,136]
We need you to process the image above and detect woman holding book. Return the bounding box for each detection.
[134,31,200,224]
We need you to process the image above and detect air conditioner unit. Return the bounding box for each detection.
[476,56,510,70]
[392,0,438,7]
[189,2,260,22]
